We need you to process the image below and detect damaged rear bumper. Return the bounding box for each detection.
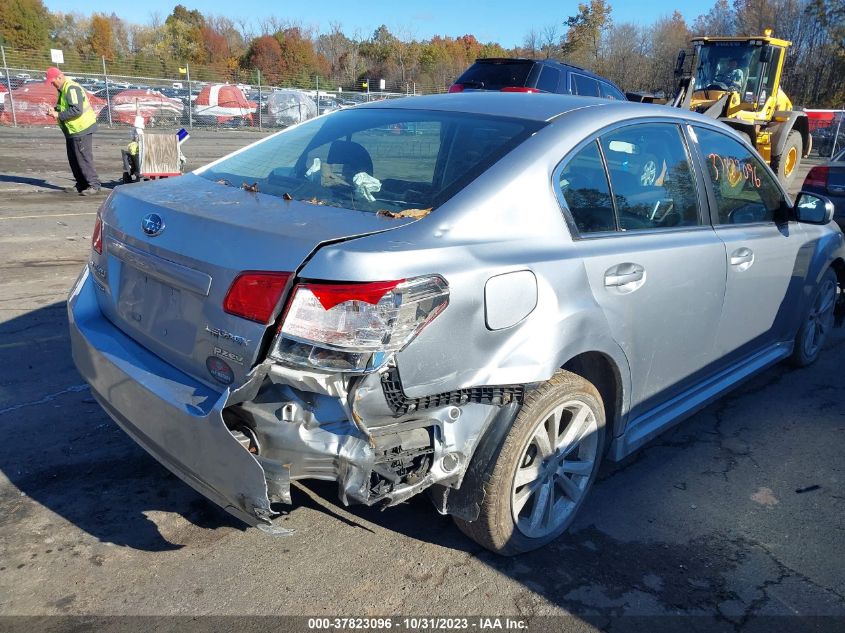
[69,267,515,527]
[68,268,275,526]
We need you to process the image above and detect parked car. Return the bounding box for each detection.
[813,124,844,158]
[265,89,317,127]
[315,96,340,115]
[450,58,627,100]
[69,94,844,555]
[802,147,845,231]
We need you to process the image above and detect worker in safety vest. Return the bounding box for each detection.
[45,67,101,195]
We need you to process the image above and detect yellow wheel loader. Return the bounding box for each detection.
[666,31,810,188]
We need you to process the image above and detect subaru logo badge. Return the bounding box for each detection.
[141,213,164,237]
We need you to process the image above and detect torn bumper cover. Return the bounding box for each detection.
[69,268,518,525]
[68,268,275,525]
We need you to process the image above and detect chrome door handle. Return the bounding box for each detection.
[730,247,754,267]
[605,264,645,287]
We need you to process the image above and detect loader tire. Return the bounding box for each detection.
[772,130,802,189]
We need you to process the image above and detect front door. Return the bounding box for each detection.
[690,126,808,363]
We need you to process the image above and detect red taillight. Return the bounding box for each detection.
[308,280,404,310]
[92,215,103,254]
[804,165,829,190]
[223,272,291,324]
[500,87,539,93]
[273,276,450,372]
[448,84,464,93]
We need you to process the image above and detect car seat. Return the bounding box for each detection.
[326,140,374,182]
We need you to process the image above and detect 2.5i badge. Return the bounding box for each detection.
[214,346,244,366]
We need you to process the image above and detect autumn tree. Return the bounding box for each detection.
[88,14,115,59]
[276,26,330,84]
[244,35,285,84]
[0,0,50,49]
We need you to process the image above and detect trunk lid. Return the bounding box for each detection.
[96,175,416,389]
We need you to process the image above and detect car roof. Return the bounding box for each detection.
[471,57,623,90]
[475,57,602,77]
[358,92,711,124]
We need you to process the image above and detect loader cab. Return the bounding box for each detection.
[688,35,789,120]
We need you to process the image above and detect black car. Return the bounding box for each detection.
[813,124,844,158]
[802,147,845,232]
[449,58,626,100]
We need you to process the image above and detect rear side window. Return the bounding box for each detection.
[536,67,561,93]
[455,61,534,90]
[201,108,542,215]
[693,127,783,224]
[600,123,702,230]
[599,82,625,101]
[572,74,599,96]
[558,141,615,233]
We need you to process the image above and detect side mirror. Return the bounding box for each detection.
[794,191,835,224]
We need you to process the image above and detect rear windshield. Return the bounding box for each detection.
[200,108,542,214]
[456,61,534,90]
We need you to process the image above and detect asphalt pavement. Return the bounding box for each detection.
[0,126,842,631]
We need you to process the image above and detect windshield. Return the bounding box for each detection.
[694,42,763,95]
[200,108,542,214]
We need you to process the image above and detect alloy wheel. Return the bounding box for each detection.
[802,276,837,359]
[511,399,599,539]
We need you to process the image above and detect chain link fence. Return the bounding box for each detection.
[807,110,844,159]
[1,46,446,132]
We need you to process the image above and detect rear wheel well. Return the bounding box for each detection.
[562,352,622,441]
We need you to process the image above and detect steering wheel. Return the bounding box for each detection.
[705,81,731,91]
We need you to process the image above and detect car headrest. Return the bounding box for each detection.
[326,140,373,177]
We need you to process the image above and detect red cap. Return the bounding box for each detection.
[45,67,62,82]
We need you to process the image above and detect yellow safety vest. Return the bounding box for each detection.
[57,79,97,135]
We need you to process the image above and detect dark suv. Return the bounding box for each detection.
[449,58,626,100]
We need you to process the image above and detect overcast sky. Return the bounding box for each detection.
[43,0,707,49]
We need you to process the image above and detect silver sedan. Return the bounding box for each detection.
[69,93,844,554]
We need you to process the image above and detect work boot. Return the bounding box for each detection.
[79,187,101,196]
[63,185,80,194]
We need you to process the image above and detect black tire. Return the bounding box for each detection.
[772,130,802,188]
[454,370,605,555]
[791,268,838,367]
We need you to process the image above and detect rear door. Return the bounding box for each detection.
[570,73,600,97]
[689,125,807,362]
[557,121,727,416]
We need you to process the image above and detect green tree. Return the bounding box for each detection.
[0,0,50,49]
[163,4,207,63]
[561,0,613,69]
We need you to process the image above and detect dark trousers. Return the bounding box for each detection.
[65,133,100,191]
